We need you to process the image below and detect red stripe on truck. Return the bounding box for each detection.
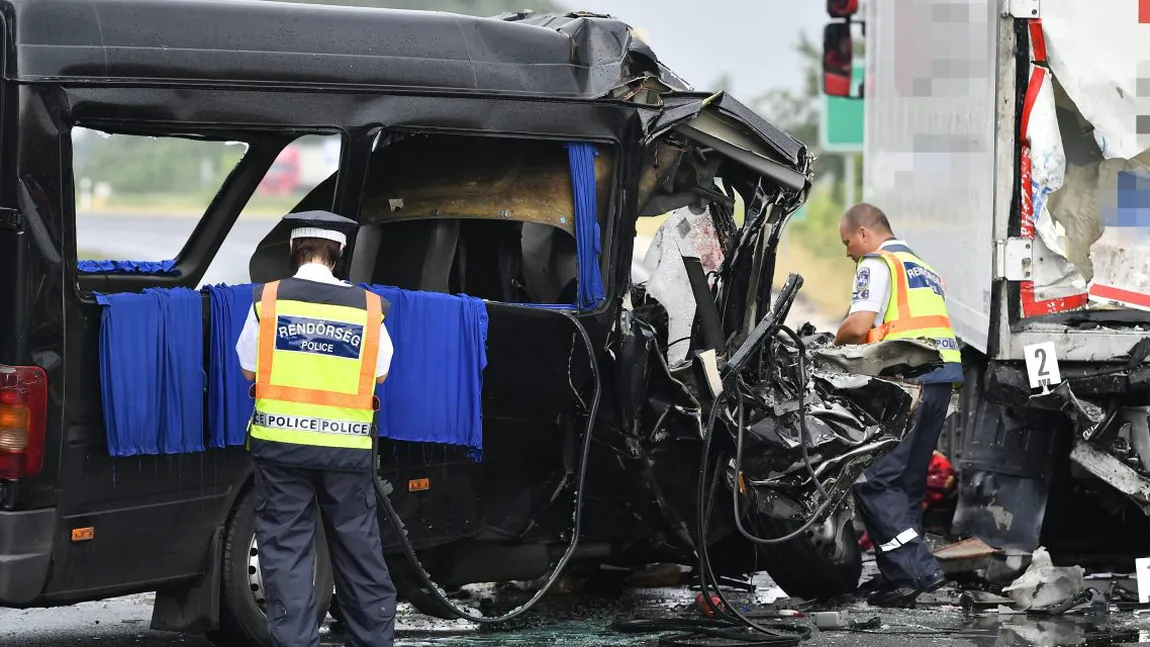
[1018,142,1089,318]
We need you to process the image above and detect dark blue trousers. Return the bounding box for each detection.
[253,461,397,647]
[852,382,953,588]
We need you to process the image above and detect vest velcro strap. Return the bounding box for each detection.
[254,383,375,409]
[869,315,954,342]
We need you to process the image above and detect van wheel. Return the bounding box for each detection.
[207,487,334,647]
[757,504,862,600]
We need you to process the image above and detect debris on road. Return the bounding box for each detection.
[1002,547,1086,611]
[933,537,1000,576]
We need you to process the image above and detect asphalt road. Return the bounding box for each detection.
[76,212,278,287]
[6,566,1150,647]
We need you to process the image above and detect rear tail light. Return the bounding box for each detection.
[0,365,48,480]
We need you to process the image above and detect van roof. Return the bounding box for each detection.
[5,0,692,99]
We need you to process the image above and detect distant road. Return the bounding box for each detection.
[76,213,276,287]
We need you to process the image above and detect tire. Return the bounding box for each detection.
[207,487,334,647]
[386,557,458,620]
[756,505,862,600]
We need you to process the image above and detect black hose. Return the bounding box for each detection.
[613,618,807,647]
[690,395,809,647]
[778,325,829,502]
[370,310,600,624]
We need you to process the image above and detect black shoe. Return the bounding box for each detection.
[920,571,946,593]
[857,575,888,594]
[866,583,921,608]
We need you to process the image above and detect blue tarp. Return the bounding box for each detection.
[362,284,489,460]
[79,259,178,274]
[205,283,255,449]
[566,142,606,311]
[96,287,204,457]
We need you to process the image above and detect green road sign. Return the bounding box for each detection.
[819,61,864,153]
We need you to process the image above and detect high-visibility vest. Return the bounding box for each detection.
[862,244,962,367]
[248,278,385,472]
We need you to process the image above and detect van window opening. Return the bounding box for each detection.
[72,127,248,265]
[353,133,612,307]
[201,134,341,288]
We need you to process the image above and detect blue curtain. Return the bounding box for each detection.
[566,142,606,310]
[79,259,178,274]
[96,287,204,457]
[204,283,255,449]
[97,282,487,460]
[362,284,488,460]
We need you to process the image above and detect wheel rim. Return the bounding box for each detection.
[248,534,268,615]
[807,507,850,563]
[247,533,321,618]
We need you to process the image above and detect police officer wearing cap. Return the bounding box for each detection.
[834,203,962,608]
[236,210,397,647]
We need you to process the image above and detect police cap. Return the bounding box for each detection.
[284,210,359,249]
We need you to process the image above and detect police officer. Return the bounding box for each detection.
[235,210,397,647]
[833,203,963,608]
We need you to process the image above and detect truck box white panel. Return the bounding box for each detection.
[863,0,999,353]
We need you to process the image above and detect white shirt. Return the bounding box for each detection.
[847,239,902,327]
[235,263,394,378]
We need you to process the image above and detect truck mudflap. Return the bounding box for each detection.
[0,507,54,605]
[960,355,1150,537]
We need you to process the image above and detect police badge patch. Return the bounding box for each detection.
[852,266,870,301]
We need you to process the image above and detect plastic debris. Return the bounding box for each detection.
[1002,546,1086,611]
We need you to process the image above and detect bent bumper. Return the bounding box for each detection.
[0,507,54,605]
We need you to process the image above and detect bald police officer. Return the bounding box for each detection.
[834,203,963,608]
[236,210,397,647]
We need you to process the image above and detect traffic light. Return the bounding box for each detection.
[827,0,859,18]
[822,22,853,97]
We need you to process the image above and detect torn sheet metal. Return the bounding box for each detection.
[1070,441,1150,515]
[1026,382,1106,436]
[809,338,942,378]
[933,537,1000,576]
[1026,62,1088,302]
[1034,5,1150,308]
[1040,2,1150,161]
[1086,153,1150,309]
[641,206,726,367]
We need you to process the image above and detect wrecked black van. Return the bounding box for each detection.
[0,1,929,644]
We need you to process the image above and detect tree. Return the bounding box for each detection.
[749,31,859,204]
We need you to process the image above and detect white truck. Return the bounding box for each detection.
[826,0,1150,559]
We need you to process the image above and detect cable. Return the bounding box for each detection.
[690,397,809,647]
[614,618,807,647]
[370,310,600,624]
[778,325,828,502]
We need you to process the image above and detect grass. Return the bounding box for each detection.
[80,192,302,218]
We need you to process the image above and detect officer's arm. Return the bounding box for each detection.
[375,319,392,385]
[242,369,256,381]
[834,312,874,346]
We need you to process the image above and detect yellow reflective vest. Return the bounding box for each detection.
[248,278,385,471]
[862,244,962,368]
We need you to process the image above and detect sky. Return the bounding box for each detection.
[562,0,830,101]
